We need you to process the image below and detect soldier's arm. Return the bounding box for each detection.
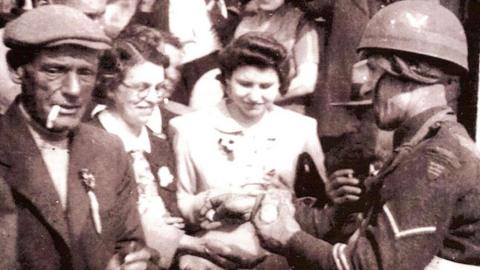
[294,198,360,243]
[257,145,460,270]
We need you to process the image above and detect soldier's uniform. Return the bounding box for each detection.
[285,106,480,269]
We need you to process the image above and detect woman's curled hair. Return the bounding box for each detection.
[218,32,290,95]
[95,24,170,101]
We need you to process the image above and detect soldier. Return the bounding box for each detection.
[201,1,480,269]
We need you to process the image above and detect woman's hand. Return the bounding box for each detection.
[179,236,266,270]
[178,254,224,270]
[202,238,267,269]
[326,169,363,206]
[106,242,160,270]
[199,193,260,230]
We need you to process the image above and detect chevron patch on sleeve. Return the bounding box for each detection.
[425,146,460,180]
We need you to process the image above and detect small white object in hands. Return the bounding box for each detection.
[206,209,216,222]
[260,203,278,224]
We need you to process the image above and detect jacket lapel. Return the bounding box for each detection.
[0,104,71,246]
[66,127,94,241]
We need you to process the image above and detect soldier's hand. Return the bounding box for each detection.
[327,169,362,205]
[199,192,260,230]
[251,190,301,254]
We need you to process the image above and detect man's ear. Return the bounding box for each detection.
[8,65,25,85]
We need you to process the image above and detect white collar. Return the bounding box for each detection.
[146,105,163,136]
[92,104,163,137]
[209,100,279,138]
[98,109,151,153]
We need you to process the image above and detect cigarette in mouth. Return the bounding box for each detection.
[46,105,61,129]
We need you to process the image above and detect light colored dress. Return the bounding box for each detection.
[169,100,326,256]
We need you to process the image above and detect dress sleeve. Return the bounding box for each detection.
[169,118,210,224]
[294,19,320,67]
[285,18,319,97]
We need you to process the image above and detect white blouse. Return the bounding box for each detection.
[169,100,326,223]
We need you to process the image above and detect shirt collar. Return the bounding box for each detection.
[19,103,70,145]
[98,109,151,153]
[92,104,163,137]
[393,106,452,148]
[209,99,280,139]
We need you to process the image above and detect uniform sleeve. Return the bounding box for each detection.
[0,175,17,269]
[284,146,460,270]
[294,198,360,244]
[294,199,338,238]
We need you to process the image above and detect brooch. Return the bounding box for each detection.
[218,137,236,161]
[79,169,102,234]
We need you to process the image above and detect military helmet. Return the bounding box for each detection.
[358,1,468,72]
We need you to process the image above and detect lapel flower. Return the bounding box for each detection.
[79,168,96,190]
[157,166,174,187]
[79,168,102,234]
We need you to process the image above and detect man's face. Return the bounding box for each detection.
[372,72,412,130]
[358,56,412,130]
[19,45,100,131]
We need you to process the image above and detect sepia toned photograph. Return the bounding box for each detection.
[0,0,478,269]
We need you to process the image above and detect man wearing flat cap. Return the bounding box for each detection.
[0,5,157,270]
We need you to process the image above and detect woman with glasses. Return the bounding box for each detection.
[89,26,244,269]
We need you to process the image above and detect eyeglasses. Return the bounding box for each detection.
[120,81,168,101]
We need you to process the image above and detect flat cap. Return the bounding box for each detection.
[4,5,111,50]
